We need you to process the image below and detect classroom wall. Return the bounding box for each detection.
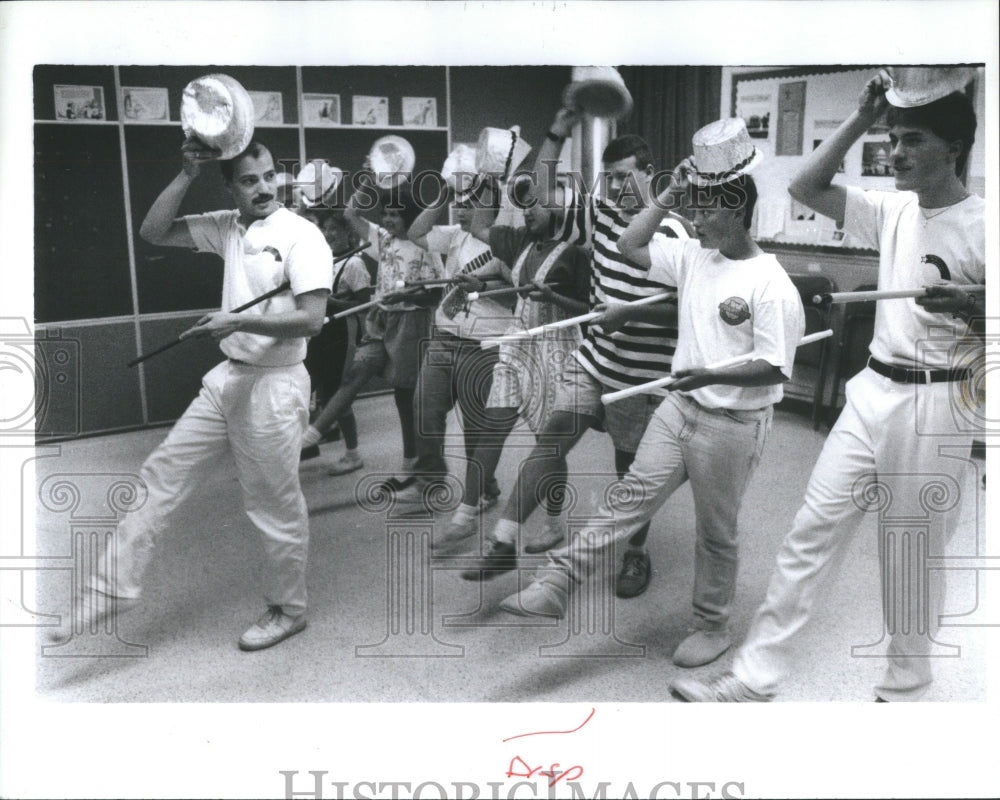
[33,65,570,438]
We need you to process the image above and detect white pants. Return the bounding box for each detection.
[91,360,311,616]
[734,367,975,700]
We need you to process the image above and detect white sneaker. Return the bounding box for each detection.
[435,515,478,553]
[238,606,307,651]
[328,452,364,476]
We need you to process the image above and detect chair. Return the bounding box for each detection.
[826,284,878,426]
[786,273,838,430]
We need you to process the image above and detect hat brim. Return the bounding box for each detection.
[562,80,633,119]
[885,86,957,108]
[688,147,764,187]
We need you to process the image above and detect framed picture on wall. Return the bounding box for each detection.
[861,140,894,177]
[402,97,437,127]
[736,90,771,139]
[302,93,341,125]
[353,95,388,126]
[54,84,106,120]
[249,91,284,125]
[121,87,169,121]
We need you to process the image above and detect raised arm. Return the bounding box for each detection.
[343,174,379,243]
[408,182,451,247]
[618,158,691,267]
[536,108,579,211]
[140,138,220,247]
[788,69,891,226]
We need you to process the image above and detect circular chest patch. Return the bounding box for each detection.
[718,296,751,326]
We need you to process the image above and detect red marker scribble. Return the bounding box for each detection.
[502,707,595,743]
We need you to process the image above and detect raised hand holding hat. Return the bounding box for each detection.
[689,118,764,186]
[180,73,255,160]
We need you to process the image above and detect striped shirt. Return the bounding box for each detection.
[559,189,690,390]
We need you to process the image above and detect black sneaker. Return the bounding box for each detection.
[460,538,517,581]
[300,444,321,462]
[615,550,651,598]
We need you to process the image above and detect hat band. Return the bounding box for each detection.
[502,131,518,181]
[695,150,756,183]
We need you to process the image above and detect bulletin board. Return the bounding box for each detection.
[731,65,981,249]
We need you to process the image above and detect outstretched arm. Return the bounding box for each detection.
[788,69,891,226]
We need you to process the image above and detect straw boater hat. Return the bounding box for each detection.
[562,66,634,120]
[295,161,343,207]
[180,74,255,160]
[885,66,978,108]
[441,143,483,200]
[476,126,532,181]
[368,135,416,188]
[689,118,765,186]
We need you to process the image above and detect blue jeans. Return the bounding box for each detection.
[539,392,771,630]
[413,330,500,483]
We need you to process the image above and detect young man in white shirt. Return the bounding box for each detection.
[672,71,984,701]
[500,120,805,669]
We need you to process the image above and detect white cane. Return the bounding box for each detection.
[601,329,835,404]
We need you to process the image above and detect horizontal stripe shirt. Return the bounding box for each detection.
[559,188,689,389]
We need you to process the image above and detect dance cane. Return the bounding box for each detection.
[813,285,985,305]
[481,291,677,347]
[401,277,463,288]
[127,282,291,367]
[601,329,835,404]
[330,279,437,319]
[128,243,369,367]
[466,283,558,301]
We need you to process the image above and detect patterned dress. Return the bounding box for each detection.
[487,228,590,432]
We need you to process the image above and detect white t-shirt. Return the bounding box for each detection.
[364,220,442,311]
[185,207,333,366]
[425,225,512,340]
[844,187,985,369]
[649,237,805,410]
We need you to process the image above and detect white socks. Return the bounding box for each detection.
[451,503,478,524]
[492,518,519,545]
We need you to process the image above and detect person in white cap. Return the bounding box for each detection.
[301,175,443,486]
[435,174,591,552]
[459,107,695,598]
[498,119,806,672]
[672,70,984,702]
[54,138,333,652]
[390,174,510,515]
[299,208,372,472]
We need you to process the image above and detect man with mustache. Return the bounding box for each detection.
[53,139,333,652]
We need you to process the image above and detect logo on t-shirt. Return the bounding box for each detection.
[921,254,951,281]
[718,297,751,326]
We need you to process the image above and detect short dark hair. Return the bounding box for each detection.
[378,183,421,230]
[693,173,759,230]
[219,140,271,183]
[322,211,360,248]
[602,134,655,172]
[886,91,977,176]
